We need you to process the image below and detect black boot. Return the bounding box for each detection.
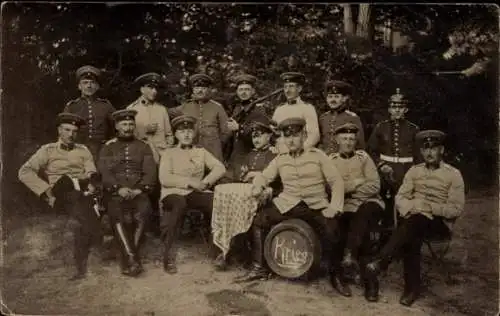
[163,244,178,274]
[329,269,352,297]
[234,227,269,283]
[400,259,421,306]
[364,276,379,302]
[400,290,419,306]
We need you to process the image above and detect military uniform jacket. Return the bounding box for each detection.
[97,137,157,194]
[272,97,320,152]
[253,148,344,218]
[330,150,384,213]
[226,146,277,181]
[319,109,366,155]
[127,97,173,162]
[158,145,226,199]
[395,162,465,230]
[169,99,231,162]
[64,97,116,143]
[367,119,420,167]
[18,141,97,196]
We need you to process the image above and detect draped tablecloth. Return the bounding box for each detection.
[211,183,272,258]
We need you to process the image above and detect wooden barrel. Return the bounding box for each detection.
[263,219,322,279]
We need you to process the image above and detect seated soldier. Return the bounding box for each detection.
[159,115,226,274]
[366,130,465,306]
[235,117,345,282]
[18,113,101,280]
[329,123,385,301]
[213,115,281,271]
[98,109,157,277]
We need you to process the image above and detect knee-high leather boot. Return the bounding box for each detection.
[234,226,268,282]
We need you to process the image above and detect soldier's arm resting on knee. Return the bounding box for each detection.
[202,148,227,187]
[251,156,279,195]
[18,145,51,197]
[395,167,418,217]
[158,150,197,189]
[350,153,381,199]
[318,151,344,218]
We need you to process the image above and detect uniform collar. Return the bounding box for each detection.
[177,143,194,150]
[289,148,304,158]
[424,161,444,170]
[327,107,346,115]
[81,95,97,102]
[253,144,270,152]
[57,140,75,151]
[286,96,303,105]
[339,151,355,159]
[117,135,135,142]
[139,96,155,106]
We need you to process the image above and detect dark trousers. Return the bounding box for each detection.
[52,175,102,272]
[334,202,385,266]
[160,191,214,258]
[253,201,337,260]
[377,213,450,290]
[107,193,152,267]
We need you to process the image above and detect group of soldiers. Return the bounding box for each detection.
[18,64,465,307]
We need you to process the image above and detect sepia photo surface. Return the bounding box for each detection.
[1,2,498,315]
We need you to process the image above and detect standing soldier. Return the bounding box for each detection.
[318,80,366,155]
[64,65,116,161]
[367,88,420,224]
[127,72,174,236]
[18,113,102,280]
[127,72,174,163]
[224,74,269,165]
[169,73,231,162]
[272,72,320,154]
[98,109,157,277]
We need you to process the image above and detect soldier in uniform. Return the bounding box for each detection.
[329,123,385,302]
[97,109,157,277]
[318,80,366,155]
[64,65,116,161]
[169,73,231,162]
[366,130,465,306]
[215,115,281,270]
[367,88,420,225]
[159,115,226,274]
[224,73,269,165]
[127,72,174,236]
[18,113,102,280]
[235,117,344,282]
[272,72,320,154]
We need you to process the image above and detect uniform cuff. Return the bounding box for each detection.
[107,184,121,193]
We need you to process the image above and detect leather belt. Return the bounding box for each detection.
[380,154,413,163]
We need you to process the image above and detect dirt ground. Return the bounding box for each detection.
[1,189,498,316]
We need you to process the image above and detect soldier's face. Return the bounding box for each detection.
[388,103,408,120]
[251,130,271,150]
[283,82,302,100]
[283,130,306,152]
[192,86,209,100]
[115,120,136,138]
[175,128,195,145]
[236,84,255,101]
[58,123,79,144]
[78,79,99,97]
[326,93,349,110]
[140,85,158,101]
[421,145,444,165]
[336,133,357,153]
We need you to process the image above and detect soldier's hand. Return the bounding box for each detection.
[166,135,175,147]
[413,198,431,213]
[227,118,240,132]
[43,188,56,208]
[118,187,132,199]
[243,171,261,183]
[251,185,263,197]
[87,183,96,195]
[130,189,142,198]
[188,180,205,191]
[379,164,393,174]
[269,146,279,154]
[146,123,158,134]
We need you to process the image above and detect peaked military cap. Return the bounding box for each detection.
[416,130,446,148]
[57,112,86,128]
[280,72,306,85]
[278,117,306,136]
[76,65,101,81]
[112,109,137,122]
[389,88,409,105]
[134,72,163,88]
[333,122,359,135]
[250,115,276,134]
[325,80,354,96]
[232,73,257,86]
[172,115,197,131]
[189,73,213,87]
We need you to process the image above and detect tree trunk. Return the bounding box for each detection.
[343,4,355,35]
[356,4,371,38]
